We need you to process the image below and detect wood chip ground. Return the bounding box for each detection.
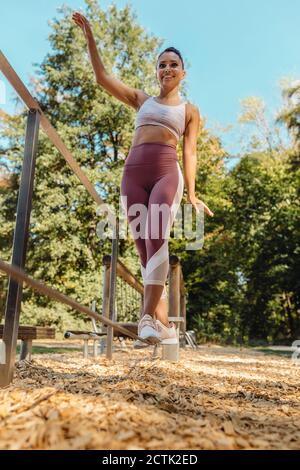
[0,344,299,450]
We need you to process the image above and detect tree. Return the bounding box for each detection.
[278,80,300,166]
[226,151,300,343]
[238,97,286,155]
[0,0,166,328]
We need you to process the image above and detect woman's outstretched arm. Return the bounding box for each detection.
[72,11,147,110]
[183,105,214,217]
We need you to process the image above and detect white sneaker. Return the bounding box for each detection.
[134,314,161,349]
[155,320,178,344]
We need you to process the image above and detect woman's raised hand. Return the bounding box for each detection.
[72,11,93,39]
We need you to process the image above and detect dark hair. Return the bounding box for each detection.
[157,47,185,70]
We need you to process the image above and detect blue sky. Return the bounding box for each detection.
[1,0,299,155]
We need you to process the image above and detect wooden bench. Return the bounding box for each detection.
[0,325,56,360]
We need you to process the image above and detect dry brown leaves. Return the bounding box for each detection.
[0,344,299,450]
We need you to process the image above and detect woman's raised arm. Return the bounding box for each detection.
[72,12,146,110]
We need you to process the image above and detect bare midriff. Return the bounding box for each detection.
[131,124,178,148]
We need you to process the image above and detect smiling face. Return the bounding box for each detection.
[156,51,186,89]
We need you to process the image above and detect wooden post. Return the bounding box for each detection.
[168,256,180,318]
[100,255,111,354]
[90,301,99,356]
[164,256,181,361]
[19,340,32,361]
[168,256,180,319]
[83,340,89,359]
[180,294,187,348]
[106,217,119,360]
[93,341,98,357]
[183,295,187,334]
[0,109,40,387]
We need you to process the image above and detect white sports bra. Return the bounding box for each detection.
[135,96,187,141]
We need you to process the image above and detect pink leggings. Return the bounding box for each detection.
[120,142,184,300]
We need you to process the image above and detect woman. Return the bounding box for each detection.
[72,12,214,348]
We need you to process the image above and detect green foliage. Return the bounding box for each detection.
[20,301,89,334]
[226,151,300,343]
[179,84,300,345]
